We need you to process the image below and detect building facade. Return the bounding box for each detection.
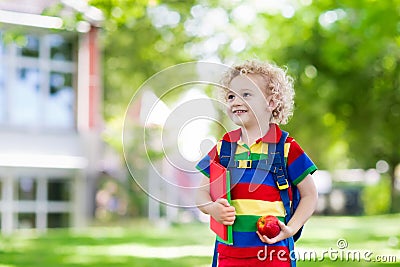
[0,0,103,234]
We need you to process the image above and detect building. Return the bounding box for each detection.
[0,0,103,234]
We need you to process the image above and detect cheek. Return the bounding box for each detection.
[226,106,235,118]
[251,104,269,116]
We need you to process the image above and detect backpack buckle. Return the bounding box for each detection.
[236,160,252,168]
[276,178,289,190]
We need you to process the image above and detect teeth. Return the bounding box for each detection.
[234,110,247,113]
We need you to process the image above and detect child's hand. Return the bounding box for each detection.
[209,198,236,225]
[256,220,294,244]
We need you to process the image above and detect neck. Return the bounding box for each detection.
[240,123,271,145]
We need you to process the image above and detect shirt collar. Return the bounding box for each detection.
[222,123,282,144]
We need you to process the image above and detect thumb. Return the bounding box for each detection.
[277,220,286,229]
[216,198,230,207]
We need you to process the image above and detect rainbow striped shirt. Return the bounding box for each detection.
[196,124,317,259]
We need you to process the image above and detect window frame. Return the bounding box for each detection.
[0,30,77,131]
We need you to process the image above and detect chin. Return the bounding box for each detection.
[229,117,245,127]
[227,113,243,125]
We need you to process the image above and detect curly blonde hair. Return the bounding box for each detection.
[220,60,295,125]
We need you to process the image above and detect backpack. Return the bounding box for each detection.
[219,129,303,242]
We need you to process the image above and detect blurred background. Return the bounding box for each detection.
[0,0,399,266]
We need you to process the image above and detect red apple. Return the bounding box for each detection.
[257,215,281,238]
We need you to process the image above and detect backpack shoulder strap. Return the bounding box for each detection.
[270,130,298,267]
[219,137,237,168]
[269,130,291,221]
[270,130,303,236]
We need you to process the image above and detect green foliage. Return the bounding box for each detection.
[89,0,196,121]
[88,0,400,213]
[93,0,400,168]
[362,176,391,215]
[42,2,88,31]
[268,0,400,171]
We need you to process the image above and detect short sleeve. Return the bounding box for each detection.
[286,138,317,185]
[195,143,220,178]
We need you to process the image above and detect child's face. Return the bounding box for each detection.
[225,74,274,129]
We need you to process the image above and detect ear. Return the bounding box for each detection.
[266,95,278,112]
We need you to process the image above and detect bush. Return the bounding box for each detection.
[362,175,391,215]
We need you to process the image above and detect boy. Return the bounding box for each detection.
[196,60,318,266]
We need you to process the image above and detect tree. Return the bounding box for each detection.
[90,0,400,213]
[277,0,400,211]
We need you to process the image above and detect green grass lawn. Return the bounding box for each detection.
[0,215,399,267]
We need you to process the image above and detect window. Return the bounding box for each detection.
[18,35,39,58]
[0,174,75,232]
[48,213,69,228]
[0,31,76,130]
[10,68,41,127]
[18,177,36,201]
[48,179,71,201]
[50,34,73,61]
[18,213,36,228]
[45,72,74,128]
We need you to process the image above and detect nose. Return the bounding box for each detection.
[231,95,244,106]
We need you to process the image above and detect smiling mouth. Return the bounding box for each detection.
[233,110,247,114]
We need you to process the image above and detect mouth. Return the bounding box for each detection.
[233,109,247,114]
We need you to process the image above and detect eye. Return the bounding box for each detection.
[226,93,235,101]
[243,92,251,98]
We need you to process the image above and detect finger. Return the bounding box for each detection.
[224,215,236,222]
[224,212,236,218]
[223,212,235,217]
[263,235,277,244]
[216,198,230,207]
[256,231,270,243]
[224,221,234,226]
[277,220,286,228]
[277,221,293,237]
[256,231,264,240]
[223,217,235,225]
[266,231,288,244]
[226,207,236,213]
[256,230,283,244]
